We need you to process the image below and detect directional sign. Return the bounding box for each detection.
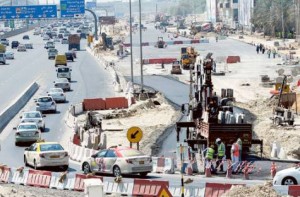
[60,0,85,18]
[0,5,57,20]
[127,126,143,143]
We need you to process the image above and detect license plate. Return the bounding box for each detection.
[23,133,32,137]
[50,155,60,158]
[139,161,144,164]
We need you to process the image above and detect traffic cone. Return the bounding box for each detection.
[205,161,212,177]
[270,162,277,178]
[226,160,232,179]
[186,163,193,175]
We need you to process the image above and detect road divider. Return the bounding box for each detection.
[82,97,130,111]
[152,156,175,174]
[226,56,241,64]
[0,165,11,183]
[0,82,39,132]
[26,169,52,188]
[74,173,103,191]
[143,58,177,65]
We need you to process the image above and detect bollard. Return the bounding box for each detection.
[242,163,250,180]
[270,162,277,178]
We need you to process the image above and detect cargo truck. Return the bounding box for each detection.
[68,34,80,51]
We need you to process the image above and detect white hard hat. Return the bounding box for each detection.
[216,138,221,142]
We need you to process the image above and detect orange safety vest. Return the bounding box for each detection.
[233,143,239,157]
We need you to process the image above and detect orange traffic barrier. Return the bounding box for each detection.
[26,169,52,188]
[146,58,177,64]
[83,98,106,111]
[288,185,300,197]
[226,56,241,64]
[226,160,233,179]
[204,183,243,197]
[173,41,183,44]
[191,40,200,44]
[271,162,277,178]
[205,161,212,177]
[105,97,128,109]
[132,179,169,196]
[74,173,103,191]
[0,166,11,183]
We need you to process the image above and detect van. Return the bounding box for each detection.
[56,67,72,81]
[55,54,67,67]
[0,53,6,64]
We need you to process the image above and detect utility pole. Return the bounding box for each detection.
[129,0,134,83]
[281,0,285,40]
[139,0,144,91]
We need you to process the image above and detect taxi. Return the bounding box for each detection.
[24,141,69,170]
[82,146,152,177]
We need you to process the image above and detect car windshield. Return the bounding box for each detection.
[119,149,145,157]
[57,78,68,83]
[40,144,64,151]
[50,88,63,93]
[18,124,37,130]
[58,68,69,73]
[38,97,52,102]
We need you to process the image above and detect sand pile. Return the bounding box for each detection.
[221,182,283,197]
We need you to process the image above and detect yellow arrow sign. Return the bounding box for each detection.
[127,126,143,143]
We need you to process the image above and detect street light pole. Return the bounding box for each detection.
[129,0,134,83]
[281,0,285,40]
[139,0,143,91]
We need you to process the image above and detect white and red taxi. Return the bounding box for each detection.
[82,146,152,177]
[24,142,69,170]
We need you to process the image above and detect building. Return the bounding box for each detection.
[238,0,256,31]
[206,0,218,23]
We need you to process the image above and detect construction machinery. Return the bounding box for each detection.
[176,53,263,159]
[155,37,167,48]
[272,75,294,126]
[181,47,197,70]
[170,60,182,75]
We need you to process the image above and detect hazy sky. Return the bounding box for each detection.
[37,0,127,4]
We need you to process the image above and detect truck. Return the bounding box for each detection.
[68,34,80,51]
[176,54,263,159]
[0,44,6,53]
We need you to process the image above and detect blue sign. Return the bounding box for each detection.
[86,2,97,9]
[0,5,57,20]
[60,0,85,18]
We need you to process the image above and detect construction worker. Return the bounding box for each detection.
[215,138,225,172]
[205,145,216,174]
[231,140,240,173]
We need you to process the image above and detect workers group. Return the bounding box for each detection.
[205,138,242,174]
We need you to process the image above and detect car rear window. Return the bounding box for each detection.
[24,112,41,118]
[38,97,52,102]
[119,149,144,157]
[58,68,69,73]
[40,144,64,151]
[18,124,37,130]
[0,54,4,57]
[50,88,63,93]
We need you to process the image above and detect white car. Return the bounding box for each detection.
[61,38,68,44]
[47,88,66,103]
[53,37,60,42]
[54,78,71,91]
[17,44,27,52]
[25,43,33,49]
[273,166,300,185]
[20,111,45,132]
[24,142,69,170]
[14,122,41,146]
[5,51,14,59]
[57,67,72,81]
[43,35,50,40]
[81,146,153,177]
[35,96,57,113]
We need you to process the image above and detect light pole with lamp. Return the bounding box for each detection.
[129,0,134,83]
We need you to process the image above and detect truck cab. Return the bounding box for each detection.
[0,53,6,64]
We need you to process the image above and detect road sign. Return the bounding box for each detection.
[0,5,57,20]
[86,2,97,9]
[127,126,143,143]
[60,0,85,18]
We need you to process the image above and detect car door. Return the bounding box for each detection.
[103,150,118,173]
[26,143,36,165]
[92,150,107,173]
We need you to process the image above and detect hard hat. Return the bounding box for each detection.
[216,138,221,142]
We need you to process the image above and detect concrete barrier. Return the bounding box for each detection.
[0,82,39,132]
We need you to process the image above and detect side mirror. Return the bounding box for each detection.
[33,99,37,102]
[53,81,55,83]
[70,69,72,71]
[25,147,29,151]
[42,115,46,117]
[13,127,17,130]
[91,154,97,158]
[19,116,22,119]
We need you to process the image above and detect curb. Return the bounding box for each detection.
[0,82,39,133]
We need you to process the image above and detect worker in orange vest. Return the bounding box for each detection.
[231,140,240,173]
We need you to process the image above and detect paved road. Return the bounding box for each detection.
[0,30,118,170]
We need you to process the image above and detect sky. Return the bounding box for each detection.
[37,0,127,4]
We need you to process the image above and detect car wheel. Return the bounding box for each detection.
[41,125,45,132]
[113,166,121,177]
[15,141,19,146]
[34,160,38,170]
[24,156,28,167]
[62,165,69,171]
[139,172,148,177]
[282,177,297,185]
[82,162,91,174]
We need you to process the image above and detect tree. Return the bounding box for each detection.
[168,0,206,16]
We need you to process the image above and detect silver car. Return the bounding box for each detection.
[47,88,66,103]
[54,78,71,91]
[35,96,57,113]
[20,111,45,132]
[14,123,41,146]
